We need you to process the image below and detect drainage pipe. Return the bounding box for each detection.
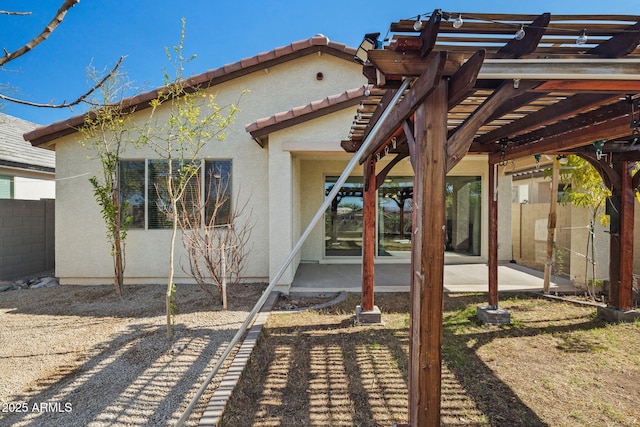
[175,77,412,426]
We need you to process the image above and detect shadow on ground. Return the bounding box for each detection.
[221,293,622,427]
[0,321,239,427]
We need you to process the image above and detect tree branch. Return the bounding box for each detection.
[0,56,124,108]
[0,10,31,16]
[0,0,80,67]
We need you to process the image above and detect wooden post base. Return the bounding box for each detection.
[477,305,511,325]
[597,306,640,323]
[355,305,383,325]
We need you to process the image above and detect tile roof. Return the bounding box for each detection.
[0,113,54,172]
[25,35,357,147]
[245,86,371,146]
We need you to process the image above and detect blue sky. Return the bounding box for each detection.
[1,0,636,125]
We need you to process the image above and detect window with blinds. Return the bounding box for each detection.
[119,159,232,230]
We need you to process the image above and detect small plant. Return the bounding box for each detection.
[136,19,242,339]
[79,67,137,298]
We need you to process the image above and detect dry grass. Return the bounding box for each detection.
[222,293,640,427]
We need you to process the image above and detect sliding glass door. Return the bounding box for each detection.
[324,176,364,256]
[378,176,413,257]
[324,175,481,258]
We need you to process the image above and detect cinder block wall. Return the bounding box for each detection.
[0,199,55,281]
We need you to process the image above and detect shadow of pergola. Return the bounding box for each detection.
[221,293,617,427]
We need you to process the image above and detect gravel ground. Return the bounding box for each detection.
[0,281,265,427]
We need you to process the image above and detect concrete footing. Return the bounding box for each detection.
[477,305,511,325]
[355,305,383,325]
[597,306,640,323]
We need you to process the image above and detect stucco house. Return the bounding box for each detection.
[1,113,55,200]
[24,36,512,290]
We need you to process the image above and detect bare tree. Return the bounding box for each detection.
[1,1,122,108]
[179,167,252,310]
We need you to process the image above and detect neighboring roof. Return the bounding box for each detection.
[24,35,357,147]
[245,85,371,146]
[0,113,54,172]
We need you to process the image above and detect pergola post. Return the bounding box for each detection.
[356,154,381,324]
[477,161,511,324]
[488,162,499,308]
[408,79,447,426]
[598,159,639,321]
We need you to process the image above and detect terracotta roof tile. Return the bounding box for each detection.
[245,85,370,138]
[25,35,357,146]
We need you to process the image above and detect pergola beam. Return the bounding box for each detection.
[368,50,640,81]
[495,13,550,58]
[509,100,631,146]
[448,49,485,109]
[376,152,409,189]
[418,10,442,57]
[360,51,448,163]
[476,93,622,144]
[491,115,632,162]
[479,58,640,80]
[590,21,640,57]
[447,80,538,171]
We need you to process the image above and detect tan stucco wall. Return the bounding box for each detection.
[53,52,365,285]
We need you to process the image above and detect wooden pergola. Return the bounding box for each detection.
[342,11,640,426]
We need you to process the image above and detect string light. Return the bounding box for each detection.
[453,14,463,29]
[413,15,423,31]
[593,140,605,160]
[515,24,526,40]
[576,29,588,45]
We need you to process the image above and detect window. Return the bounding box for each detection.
[119,159,232,229]
[0,175,14,199]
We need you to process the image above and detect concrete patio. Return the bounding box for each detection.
[290,261,579,295]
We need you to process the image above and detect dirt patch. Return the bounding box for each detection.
[222,292,640,426]
[0,282,265,427]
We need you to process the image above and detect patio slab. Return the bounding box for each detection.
[289,262,578,294]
